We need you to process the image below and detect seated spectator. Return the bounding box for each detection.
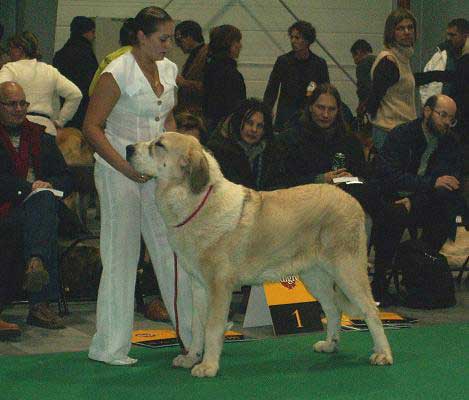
[175,111,209,144]
[375,94,466,255]
[0,82,73,337]
[281,83,408,306]
[281,83,368,185]
[88,18,134,96]
[0,31,82,136]
[174,20,208,114]
[203,24,246,133]
[207,98,285,191]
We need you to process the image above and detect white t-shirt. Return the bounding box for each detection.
[95,51,177,169]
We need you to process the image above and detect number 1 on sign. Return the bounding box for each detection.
[292,309,303,328]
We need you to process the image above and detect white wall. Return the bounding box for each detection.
[55,0,393,111]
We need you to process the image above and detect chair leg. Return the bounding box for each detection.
[57,235,99,316]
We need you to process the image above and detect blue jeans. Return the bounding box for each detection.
[0,190,60,305]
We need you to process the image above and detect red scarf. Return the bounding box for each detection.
[0,120,42,217]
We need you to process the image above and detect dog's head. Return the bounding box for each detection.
[126,132,209,194]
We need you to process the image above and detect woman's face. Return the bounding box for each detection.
[140,21,175,61]
[9,44,25,61]
[240,111,265,145]
[229,40,242,59]
[309,93,338,129]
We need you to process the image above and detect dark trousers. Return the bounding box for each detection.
[0,191,59,306]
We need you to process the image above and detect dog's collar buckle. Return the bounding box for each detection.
[174,185,214,228]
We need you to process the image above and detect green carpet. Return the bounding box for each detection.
[1,324,468,400]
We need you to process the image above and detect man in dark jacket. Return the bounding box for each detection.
[376,94,465,254]
[263,21,329,130]
[0,82,73,337]
[53,16,98,129]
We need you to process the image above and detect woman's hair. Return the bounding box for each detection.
[8,31,41,59]
[175,111,209,144]
[120,18,135,46]
[288,21,316,45]
[208,24,241,56]
[229,98,273,142]
[383,8,417,48]
[128,6,173,45]
[305,83,346,133]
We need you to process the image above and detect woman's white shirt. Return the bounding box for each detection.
[0,59,82,135]
[95,51,177,169]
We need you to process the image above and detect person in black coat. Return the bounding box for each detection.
[203,25,246,133]
[281,83,408,306]
[53,16,98,129]
[264,21,329,130]
[207,98,285,191]
[0,82,73,335]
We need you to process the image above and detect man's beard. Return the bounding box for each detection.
[427,115,447,138]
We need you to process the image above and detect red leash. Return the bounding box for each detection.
[173,184,214,353]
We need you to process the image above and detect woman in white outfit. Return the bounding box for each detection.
[0,31,82,135]
[83,6,192,366]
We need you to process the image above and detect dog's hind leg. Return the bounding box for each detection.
[301,269,341,353]
[191,279,233,378]
[332,257,393,366]
[173,279,206,369]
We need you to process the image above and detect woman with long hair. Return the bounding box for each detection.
[203,24,246,132]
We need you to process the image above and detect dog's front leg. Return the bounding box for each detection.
[191,282,232,378]
[173,279,207,369]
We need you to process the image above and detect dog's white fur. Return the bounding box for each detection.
[127,132,393,377]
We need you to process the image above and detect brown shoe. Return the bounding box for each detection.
[27,303,66,329]
[144,298,170,322]
[0,317,21,340]
[24,257,49,293]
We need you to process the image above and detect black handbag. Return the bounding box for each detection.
[394,239,456,309]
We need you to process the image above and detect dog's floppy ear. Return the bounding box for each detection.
[180,147,210,194]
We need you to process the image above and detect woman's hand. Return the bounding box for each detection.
[324,168,352,184]
[119,161,151,183]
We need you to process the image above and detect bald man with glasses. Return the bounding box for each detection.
[0,81,73,337]
[371,94,467,302]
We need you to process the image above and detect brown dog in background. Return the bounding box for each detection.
[56,128,96,226]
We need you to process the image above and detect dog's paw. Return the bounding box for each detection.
[191,362,219,378]
[369,352,393,366]
[313,340,339,353]
[172,354,201,369]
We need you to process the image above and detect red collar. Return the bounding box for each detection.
[174,185,214,228]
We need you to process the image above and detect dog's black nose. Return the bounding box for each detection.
[126,145,135,160]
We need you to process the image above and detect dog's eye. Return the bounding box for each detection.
[155,141,165,149]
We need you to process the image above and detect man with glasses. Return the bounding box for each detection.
[0,82,73,337]
[375,94,466,260]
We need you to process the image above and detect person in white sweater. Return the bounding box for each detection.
[0,31,82,136]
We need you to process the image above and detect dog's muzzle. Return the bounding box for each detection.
[126,145,135,161]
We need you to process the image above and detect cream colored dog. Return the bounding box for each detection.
[126,132,393,378]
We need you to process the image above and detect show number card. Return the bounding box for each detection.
[264,276,323,335]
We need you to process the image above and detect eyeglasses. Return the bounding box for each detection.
[432,109,457,127]
[0,100,30,109]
